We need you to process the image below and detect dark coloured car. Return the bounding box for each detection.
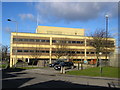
[49,60,64,67]
[54,62,74,70]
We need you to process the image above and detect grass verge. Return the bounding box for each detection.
[66,66,120,78]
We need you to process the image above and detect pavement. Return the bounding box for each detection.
[2,67,120,88]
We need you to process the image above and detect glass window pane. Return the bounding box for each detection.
[29,39,34,42]
[17,50,22,52]
[41,40,45,42]
[77,41,80,43]
[24,39,29,41]
[52,40,56,43]
[30,50,34,52]
[24,50,29,52]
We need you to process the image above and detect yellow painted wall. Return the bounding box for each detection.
[36,26,85,36]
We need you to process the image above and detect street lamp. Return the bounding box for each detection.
[105,15,109,61]
[7,19,18,67]
[99,52,102,77]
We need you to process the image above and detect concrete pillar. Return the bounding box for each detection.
[10,58,13,67]
[49,37,52,64]
[28,58,30,63]
[60,66,65,74]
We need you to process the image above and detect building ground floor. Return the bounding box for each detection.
[10,55,109,67]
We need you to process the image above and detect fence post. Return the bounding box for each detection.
[78,63,79,70]
[81,62,83,70]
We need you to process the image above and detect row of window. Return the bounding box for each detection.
[17,50,49,53]
[13,38,50,43]
[16,50,110,54]
[52,40,84,44]
[13,38,84,44]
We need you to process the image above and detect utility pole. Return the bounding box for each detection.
[7,19,18,68]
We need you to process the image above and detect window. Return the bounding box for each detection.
[18,39,23,41]
[46,40,50,42]
[17,50,22,52]
[77,51,80,54]
[61,41,66,43]
[91,52,95,54]
[13,38,17,41]
[81,52,84,54]
[30,50,34,52]
[41,51,45,53]
[24,39,29,41]
[41,40,45,42]
[52,51,55,53]
[46,51,49,53]
[24,50,29,52]
[52,40,56,43]
[72,41,76,43]
[86,52,90,54]
[77,41,80,43]
[29,39,34,42]
[36,50,40,52]
[36,39,41,42]
[68,41,72,43]
[72,51,75,53]
[81,41,84,44]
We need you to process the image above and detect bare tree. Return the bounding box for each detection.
[54,40,68,60]
[30,47,42,67]
[1,45,10,61]
[66,49,77,61]
[53,39,77,61]
[90,29,111,67]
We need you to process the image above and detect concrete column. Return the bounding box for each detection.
[12,58,15,67]
[49,37,52,64]
[28,58,30,63]
[10,58,13,67]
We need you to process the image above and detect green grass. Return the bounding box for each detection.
[17,66,48,69]
[0,64,8,68]
[66,66,120,78]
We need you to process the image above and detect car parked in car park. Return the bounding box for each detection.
[49,60,64,67]
[54,62,74,70]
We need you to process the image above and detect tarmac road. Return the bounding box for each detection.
[2,68,120,88]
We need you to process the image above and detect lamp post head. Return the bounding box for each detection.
[99,52,102,55]
[105,14,109,18]
[7,19,11,21]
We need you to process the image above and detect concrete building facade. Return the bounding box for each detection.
[10,26,115,67]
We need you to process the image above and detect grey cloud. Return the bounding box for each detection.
[18,13,44,24]
[35,2,117,22]
[4,27,13,34]
[19,13,34,20]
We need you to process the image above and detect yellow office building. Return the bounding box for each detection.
[10,26,115,67]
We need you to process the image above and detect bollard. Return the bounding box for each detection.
[63,67,65,74]
[60,66,63,74]
[81,63,83,70]
[60,66,65,74]
[78,63,79,70]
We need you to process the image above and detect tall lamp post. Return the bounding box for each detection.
[99,52,102,77]
[7,19,18,67]
[105,15,109,61]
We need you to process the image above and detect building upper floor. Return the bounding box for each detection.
[36,26,85,36]
[11,32,116,48]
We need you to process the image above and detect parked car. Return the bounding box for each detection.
[49,60,64,67]
[54,62,74,70]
